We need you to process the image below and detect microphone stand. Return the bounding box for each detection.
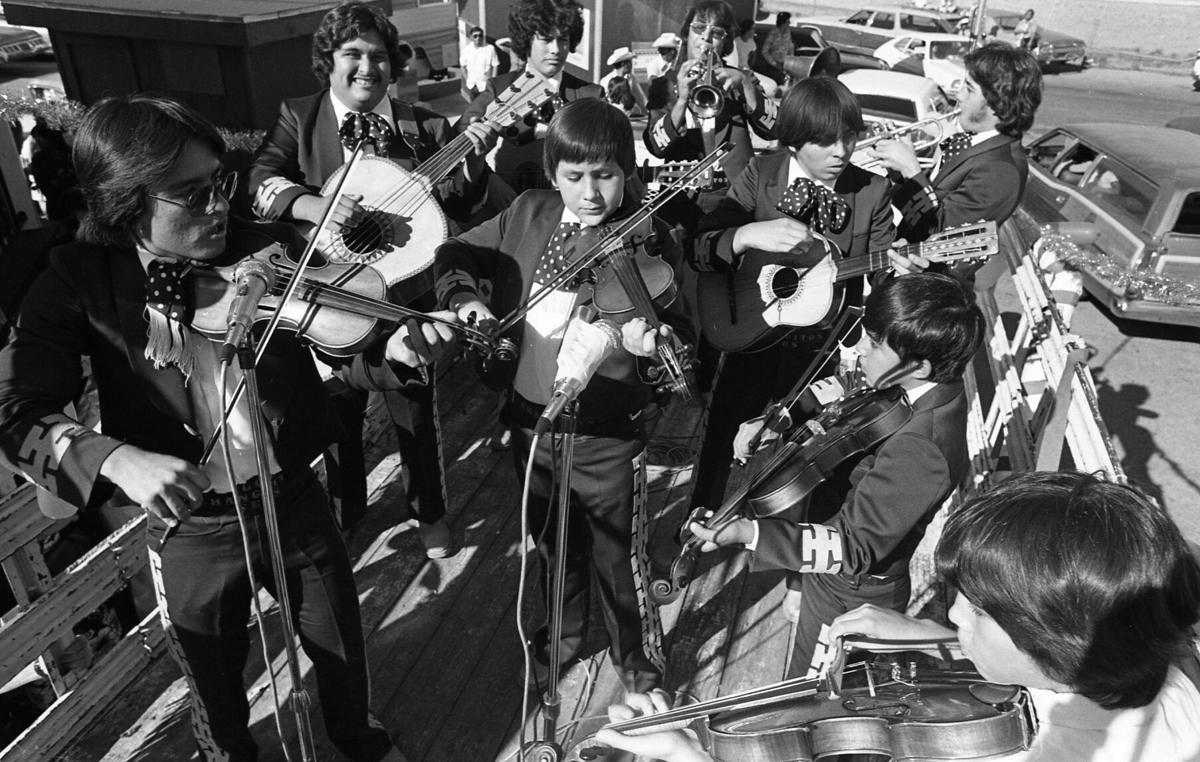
[238,340,317,761]
[523,403,577,762]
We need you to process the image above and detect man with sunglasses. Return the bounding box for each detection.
[0,94,452,759]
[460,25,499,101]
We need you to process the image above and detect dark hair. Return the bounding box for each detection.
[679,1,736,59]
[738,18,755,35]
[471,25,484,36]
[605,77,636,112]
[73,95,224,249]
[776,11,792,26]
[964,42,1042,137]
[508,0,585,60]
[862,272,983,383]
[543,98,636,178]
[776,76,864,150]
[311,1,404,86]
[937,471,1200,709]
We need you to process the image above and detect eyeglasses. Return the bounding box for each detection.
[148,171,238,217]
[689,22,728,40]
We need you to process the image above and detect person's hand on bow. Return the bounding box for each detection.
[594,689,712,762]
[100,444,211,527]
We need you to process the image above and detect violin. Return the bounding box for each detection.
[189,241,510,362]
[496,143,733,398]
[651,382,913,604]
[567,658,1035,762]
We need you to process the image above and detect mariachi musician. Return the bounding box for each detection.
[645,0,778,215]
[0,93,453,761]
[248,2,498,552]
[459,0,602,198]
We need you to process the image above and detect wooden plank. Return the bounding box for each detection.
[0,515,147,688]
[0,486,58,564]
[1,612,165,762]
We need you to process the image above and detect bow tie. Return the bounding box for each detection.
[339,111,393,154]
[535,221,585,285]
[776,178,850,234]
[144,259,197,377]
[939,132,974,160]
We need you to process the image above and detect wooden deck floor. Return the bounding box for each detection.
[60,356,797,761]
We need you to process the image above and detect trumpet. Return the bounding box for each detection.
[854,109,961,172]
[686,46,725,119]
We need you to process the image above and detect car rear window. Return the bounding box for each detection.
[900,14,943,33]
[930,40,971,59]
[1079,159,1157,225]
[1172,193,1200,235]
[856,94,918,121]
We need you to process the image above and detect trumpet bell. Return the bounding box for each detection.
[688,83,724,119]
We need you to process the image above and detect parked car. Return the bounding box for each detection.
[873,32,968,94]
[987,8,1086,68]
[839,69,956,173]
[755,10,879,71]
[0,6,51,62]
[785,5,963,64]
[1022,124,1200,327]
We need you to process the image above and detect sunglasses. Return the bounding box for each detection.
[689,22,728,40]
[148,171,238,217]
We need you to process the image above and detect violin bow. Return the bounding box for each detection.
[494,142,732,335]
[199,140,374,465]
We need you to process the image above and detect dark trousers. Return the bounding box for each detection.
[786,571,911,680]
[690,341,822,512]
[147,471,392,761]
[509,424,664,687]
[329,379,446,531]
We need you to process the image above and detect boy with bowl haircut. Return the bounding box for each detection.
[435,99,693,693]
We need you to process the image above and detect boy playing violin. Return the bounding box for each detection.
[698,272,984,677]
[599,471,1200,762]
[434,98,692,693]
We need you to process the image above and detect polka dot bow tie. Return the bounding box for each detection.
[535,221,585,284]
[776,177,850,234]
[339,111,393,154]
[145,259,192,325]
[939,132,974,161]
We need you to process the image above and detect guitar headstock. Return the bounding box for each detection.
[924,220,999,264]
[484,70,558,128]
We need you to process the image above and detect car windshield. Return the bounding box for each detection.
[929,40,971,59]
[856,94,918,121]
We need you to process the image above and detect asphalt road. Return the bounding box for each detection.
[2,59,1198,543]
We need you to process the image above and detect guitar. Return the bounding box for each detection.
[309,69,556,296]
[697,220,998,352]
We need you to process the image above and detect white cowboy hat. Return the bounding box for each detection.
[652,33,681,49]
[607,46,636,66]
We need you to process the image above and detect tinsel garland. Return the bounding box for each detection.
[0,92,264,153]
[1037,226,1200,307]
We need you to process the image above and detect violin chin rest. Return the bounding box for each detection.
[969,682,1023,707]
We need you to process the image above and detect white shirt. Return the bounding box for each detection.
[1014,667,1200,761]
[787,152,838,191]
[328,91,396,163]
[137,251,283,493]
[461,42,499,91]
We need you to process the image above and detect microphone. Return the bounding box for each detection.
[535,307,622,435]
[218,258,276,364]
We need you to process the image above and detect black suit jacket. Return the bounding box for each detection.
[753,382,970,579]
[892,133,1027,243]
[0,220,418,510]
[248,90,484,224]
